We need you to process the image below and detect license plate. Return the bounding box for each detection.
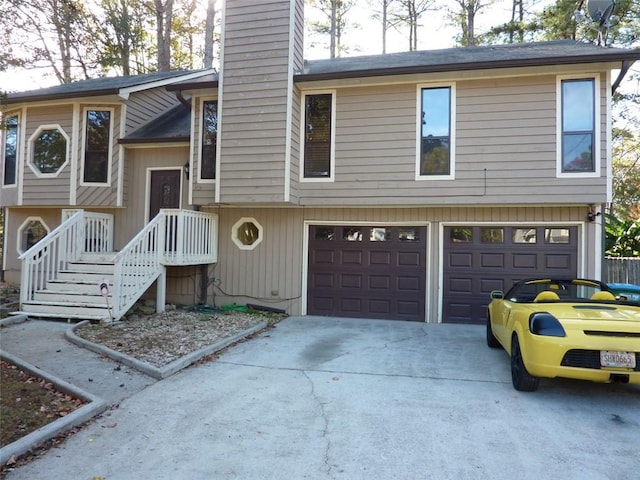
[600,351,636,368]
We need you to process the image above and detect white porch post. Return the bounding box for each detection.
[156,266,167,313]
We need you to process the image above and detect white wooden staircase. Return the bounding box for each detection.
[16,210,217,323]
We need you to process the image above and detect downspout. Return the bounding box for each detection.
[611,60,632,95]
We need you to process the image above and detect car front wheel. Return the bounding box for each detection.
[511,335,540,392]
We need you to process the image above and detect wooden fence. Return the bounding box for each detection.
[604,257,640,285]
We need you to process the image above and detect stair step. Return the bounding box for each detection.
[20,302,114,319]
[46,281,113,294]
[57,271,113,282]
[66,262,115,274]
[33,291,112,303]
[11,310,109,321]
[78,252,118,263]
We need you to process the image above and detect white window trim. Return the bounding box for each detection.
[197,97,218,184]
[300,89,336,183]
[17,216,51,255]
[231,217,263,250]
[2,111,19,188]
[415,82,456,181]
[556,74,600,179]
[27,124,70,178]
[79,107,114,187]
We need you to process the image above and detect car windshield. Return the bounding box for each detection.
[507,279,607,303]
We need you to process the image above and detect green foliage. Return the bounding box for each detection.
[605,214,640,258]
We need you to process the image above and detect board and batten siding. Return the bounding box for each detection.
[125,88,179,135]
[21,105,74,206]
[76,104,122,206]
[202,205,592,319]
[297,73,609,206]
[218,0,303,204]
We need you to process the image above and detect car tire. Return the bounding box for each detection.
[486,313,500,348]
[510,335,539,392]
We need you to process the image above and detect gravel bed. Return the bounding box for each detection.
[75,308,274,367]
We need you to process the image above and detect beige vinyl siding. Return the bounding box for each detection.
[297,74,609,206]
[218,0,301,204]
[125,88,179,135]
[21,105,74,206]
[76,104,121,206]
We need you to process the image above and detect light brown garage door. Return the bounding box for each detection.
[443,226,578,324]
[307,225,427,321]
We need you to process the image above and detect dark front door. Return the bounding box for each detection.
[442,225,578,324]
[149,170,181,220]
[149,170,181,252]
[307,225,427,322]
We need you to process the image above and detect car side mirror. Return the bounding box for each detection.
[490,290,504,299]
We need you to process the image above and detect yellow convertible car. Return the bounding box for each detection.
[487,278,640,391]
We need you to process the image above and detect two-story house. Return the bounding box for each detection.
[2,0,639,324]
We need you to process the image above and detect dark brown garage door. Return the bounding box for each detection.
[307,225,427,321]
[443,226,578,324]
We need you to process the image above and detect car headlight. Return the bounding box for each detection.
[529,312,566,337]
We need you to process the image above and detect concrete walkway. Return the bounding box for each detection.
[2,316,640,479]
[1,319,156,406]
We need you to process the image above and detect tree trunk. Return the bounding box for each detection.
[203,0,215,68]
[154,0,173,71]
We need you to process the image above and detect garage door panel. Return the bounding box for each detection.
[369,299,391,314]
[370,251,392,265]
[340,274,362,289]
[398,252,421,266]
[397,276,420,291]
[513,253,537,269]
[308,225,427,321]
[545,254,571,269]
[309,296,334,313]
[449,252,473,267]
[480,253,505,268]
[311,250,335,266]
[369,275,391,289]
[340,297,362,312]
[311,273,334,288]
[444,226,578,324]
[481,278,506,293]
[342,250,363,265]
[448,277,472,293]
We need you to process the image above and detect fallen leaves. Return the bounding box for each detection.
[0,359,86,448]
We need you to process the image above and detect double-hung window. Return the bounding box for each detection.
[2,114,18,186]
[302,91,334,181]
[558,76,599,176]
[201,99,217,180]
[418,84,455,179]
[83,109,112,184]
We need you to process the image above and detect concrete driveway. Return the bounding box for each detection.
[5,316,639,480]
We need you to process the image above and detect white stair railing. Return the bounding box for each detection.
[111,214,165,320]
[162,209,218,265]
[19,211,114,306]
